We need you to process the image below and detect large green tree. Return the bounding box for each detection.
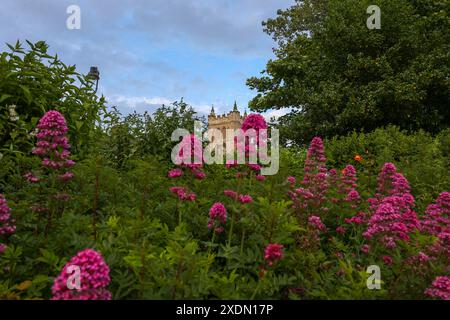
[247,0,450,146]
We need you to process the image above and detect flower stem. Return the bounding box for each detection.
[240,229,246,255]
[227,211,234,247]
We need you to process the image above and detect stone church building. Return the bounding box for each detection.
[207,101,247,149]
[207,101,247,136]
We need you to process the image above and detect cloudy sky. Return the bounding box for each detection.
[0,0,293,118]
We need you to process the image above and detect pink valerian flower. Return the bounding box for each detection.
[339,165,358,194]
[32,110,75,176]
[264,243,283,267]
[369,163,412,212]
[168,168,183,178]
[345,190,361,202]
[308,215,327,232]
[417,252,430,263]
[24,172,39,183]
[59,172,74,182]
[208,202,227,234]
[286,176,296,185]
[175,134,203,169]
[0,243,6,254]
[421,192,450,236]
[238,194,253,204]
[192,169,206,180]
[302,137,327,185]
[256,174,265,181]
[241,114,268,132]
[361,244,370,254]
[247,163,261,172]
[224,189,238,200]
[237,114,268,168]
[376,163,397,196]
[169,186,196,201]
[344,211,367,225]
[0,194,16,237]
[425,276,450,300]
[336,226,346,235]
[363,195,419,249]
[382,255,393,266]
[52,249,111,300]
[390,173,411,196]
[291,137,329,213]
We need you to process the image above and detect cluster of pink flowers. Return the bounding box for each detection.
[169,187,196,201]
[239,114,268,172]
[382,255,393,266]
[52,249,111,300]
[339,165,360,207]
[224,189,238,199]
[255,174,265,181]
[238,194,253,204]
[363,163,420,249]
[286,176,296,185]
[339,165,358,193]
[361,244,370,254]
[302,137,327,185]
[24,172,39,183]
[223,190,253,204]
[0,195,15,254]
[308,215,327,232]
[425,276,450,300]
[368,163,411,211]
[289,137,329,213]
[264,243,283,267]
[171,134,206,180]
[176,134,203,169]
[344,211,367,225]
[241,114,268,132]
[363,194,419,248]
[420,192,450,262]
[421,192,450,236]
[208,202,227,234]
[31,110,75,181]
[168,168,183,178]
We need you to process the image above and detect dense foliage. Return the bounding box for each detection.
[247,0,450,145]
[0,41,107,186]
[0,107,448,299]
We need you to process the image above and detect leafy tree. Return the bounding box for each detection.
[247,0,450,146]
[0,40,107,158]
[99,99,205,169]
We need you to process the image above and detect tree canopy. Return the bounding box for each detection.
[247,0,450,146]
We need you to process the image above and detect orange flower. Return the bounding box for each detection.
[354,155,362,162]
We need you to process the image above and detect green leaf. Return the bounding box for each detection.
[0,94,12,104]
[19,85,33,105]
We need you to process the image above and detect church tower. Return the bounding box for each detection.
[207,101,245,137]
[207,101,246,149]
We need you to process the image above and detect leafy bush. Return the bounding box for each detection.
[0,40,107,164]
[1,111,448,300]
